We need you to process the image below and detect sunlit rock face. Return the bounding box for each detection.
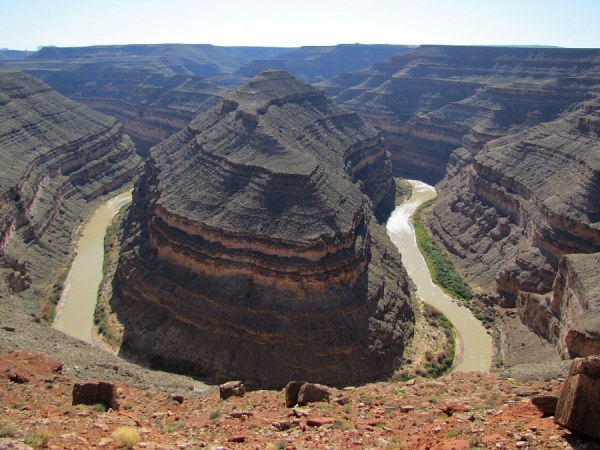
[113,70,415,388]
[0,69,140,313]
[324,45,600,184]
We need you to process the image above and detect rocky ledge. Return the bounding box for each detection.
[0,69,141,315]
[428,94,600,357]
[113,70,414,388]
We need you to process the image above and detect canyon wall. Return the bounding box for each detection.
[0,69,140,314]
[2,44,411,155]
[113,70,415,388]
[326,46,600,359]
[324,46,600,183]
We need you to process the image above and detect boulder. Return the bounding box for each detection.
[555,356,600,439]
[285,381,307,407]
[219,381,245,400]
[72,381,120,411]
[297,383,331,405]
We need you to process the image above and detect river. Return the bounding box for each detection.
[53,191,132,344]
[387,180,492,372]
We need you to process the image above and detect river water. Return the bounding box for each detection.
[387,180,492,372]
[53,191,132,344]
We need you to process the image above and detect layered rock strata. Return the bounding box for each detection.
[114,70,414,388]
[28,69,225,155]
[428,95,600,355]
[0,70,140,313]
[324,46,600,183]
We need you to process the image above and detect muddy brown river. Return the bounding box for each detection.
[387,180,493,372]
[53,191,132,343]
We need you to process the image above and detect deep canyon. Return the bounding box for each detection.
[1,43,600,392]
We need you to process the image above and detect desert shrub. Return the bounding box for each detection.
[112,426,141,449]
[0,420,17,438]
[24,428,51,447]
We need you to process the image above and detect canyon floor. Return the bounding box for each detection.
[1,350,598,450]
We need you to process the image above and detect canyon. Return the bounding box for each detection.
[323,45,600,364]
[1,44,407,155]
[112,70,415,388]
[0,69,141,318]
[0,43,599,410]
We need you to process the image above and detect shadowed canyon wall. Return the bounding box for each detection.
[113,71,415,388]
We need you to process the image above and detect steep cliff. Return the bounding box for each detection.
[325,45,600,183]
[428,95,600,357]
[26,68,225,156]
[0,69,141,314]
[113,70,414,388]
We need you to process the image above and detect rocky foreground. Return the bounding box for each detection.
[2,350,600,450]
[113,70,415,388]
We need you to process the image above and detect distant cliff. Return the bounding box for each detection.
[0,69,140,316]
[2,44,411,155]
[324,45,600,183]
[113,70,415,388]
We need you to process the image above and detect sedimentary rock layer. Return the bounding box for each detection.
[114,70,414,388]
[428,95,600,355]
[0,69,140,313]
[324,46,600,183]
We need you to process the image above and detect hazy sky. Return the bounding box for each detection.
[1,0,599,50]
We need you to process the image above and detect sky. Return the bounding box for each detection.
[1,0,599,50]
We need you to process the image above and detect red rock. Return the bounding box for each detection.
[229,411,254,419]
[285,380,306,407]
[333,396,350,405]
[227,435,246,443]
[531,395,558,417]
[555,356,600,440]
[72,381,119,411]
[219,380,245,400]
[297,383,331,405]
[307,417,337,427]
[441,403,470,416]
[6,368,30,383]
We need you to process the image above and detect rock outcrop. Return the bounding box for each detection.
[0,69,140,314]
[428,94,600,356]
[518,253,600,359]
[113,70,414,388]
[324,45,600,183]
[555,356,600,440]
